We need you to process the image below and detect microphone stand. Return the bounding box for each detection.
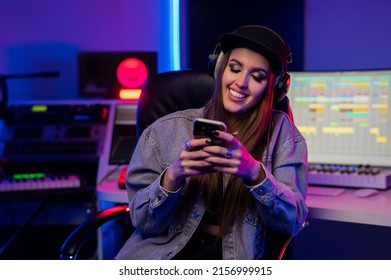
[0,71,60,119]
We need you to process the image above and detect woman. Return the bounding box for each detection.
[115,25,308,260]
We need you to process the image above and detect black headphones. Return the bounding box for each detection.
[207,39,292,103]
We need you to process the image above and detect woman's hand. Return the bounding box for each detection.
[162,137,217,191]
[202,131,266,185]
[162,130,266,191]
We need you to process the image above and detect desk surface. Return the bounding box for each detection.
[97,181,391,227]
[97,180,129,204]
[306,187,391,227]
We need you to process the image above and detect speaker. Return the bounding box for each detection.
[78,52,157,99]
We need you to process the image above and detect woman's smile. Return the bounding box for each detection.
[229,88,247,99]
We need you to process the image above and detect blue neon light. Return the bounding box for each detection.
[171,0,181,70]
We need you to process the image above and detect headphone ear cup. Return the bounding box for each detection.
[212,52,225,80]
[274,71,290,102]
[207,44,223,79]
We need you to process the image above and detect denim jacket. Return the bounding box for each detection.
[115,107,308,260]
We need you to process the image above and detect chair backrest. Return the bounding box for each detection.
[136,69,215,139]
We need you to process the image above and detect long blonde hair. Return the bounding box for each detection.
[189,51,277,234]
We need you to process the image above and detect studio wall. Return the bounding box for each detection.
[0,0,170,102]
[182,0,305,72]
[1,0,391,102]
[305,0,391,70]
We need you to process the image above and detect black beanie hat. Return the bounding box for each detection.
[219,25,291,75]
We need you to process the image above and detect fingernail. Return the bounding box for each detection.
[206,139,212,144]
[212,130,219,136]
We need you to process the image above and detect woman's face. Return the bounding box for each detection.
[221,48,270,116]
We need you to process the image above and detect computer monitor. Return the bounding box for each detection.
[108,103,138,165]
[288,69,391,167]
[96,100,138,183]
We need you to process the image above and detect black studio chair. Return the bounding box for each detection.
[60,69,307,260]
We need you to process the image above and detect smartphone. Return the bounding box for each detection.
[193,118,227,146]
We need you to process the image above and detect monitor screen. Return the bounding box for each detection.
[288,70,391,167]
[109,103,137,165]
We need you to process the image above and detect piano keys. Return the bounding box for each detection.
[0,172,81,194]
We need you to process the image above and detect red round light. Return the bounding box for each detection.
[116,58,148,89]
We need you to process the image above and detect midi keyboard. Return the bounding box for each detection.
[0,172,82,196]
[308,164,391,190]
